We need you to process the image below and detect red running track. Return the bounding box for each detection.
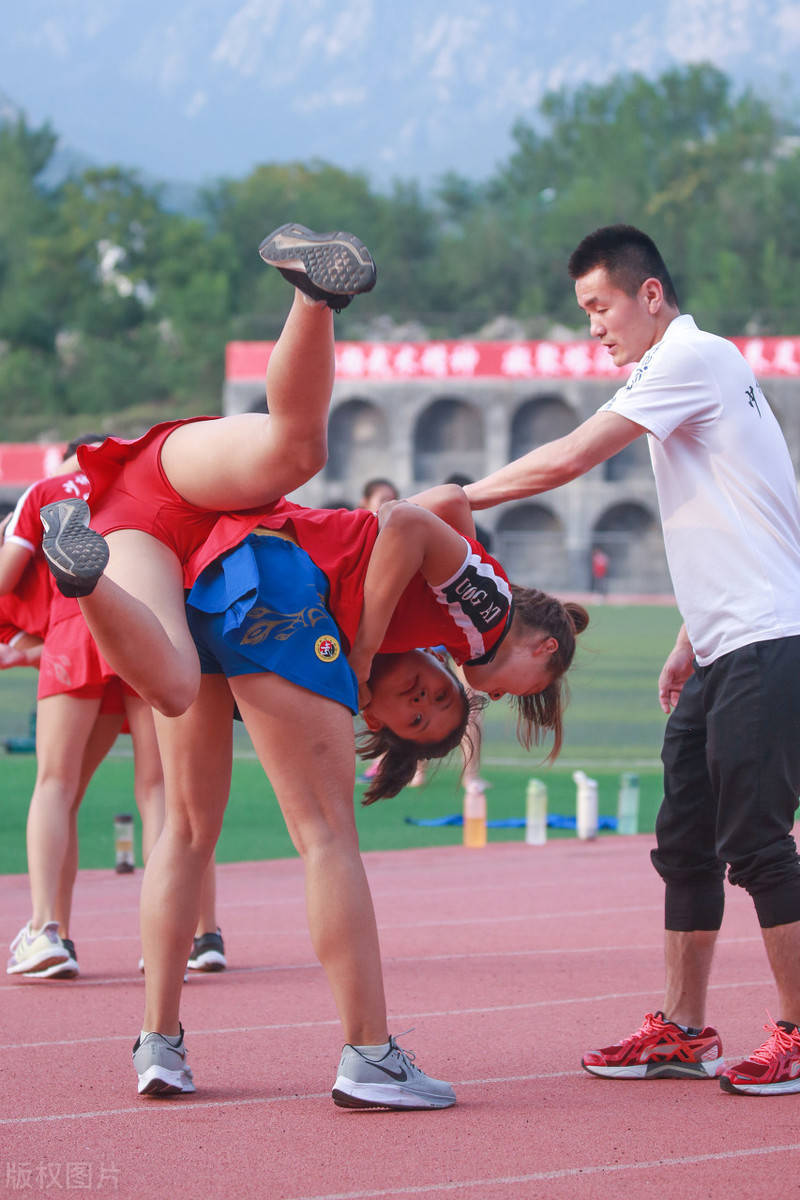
[2,836,799,1199]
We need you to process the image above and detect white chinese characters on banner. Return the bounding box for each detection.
[227,337,800,383]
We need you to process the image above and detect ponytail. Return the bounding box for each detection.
[509,586,589,761]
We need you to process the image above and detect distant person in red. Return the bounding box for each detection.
[590,546,609,597]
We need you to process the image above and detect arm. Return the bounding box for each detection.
[0,634,43,669]
[658,624,694,714]
[464,410,646,510]
[0,541,33,595]
[348,500,470,701]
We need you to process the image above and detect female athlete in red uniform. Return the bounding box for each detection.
[1,452,222,980]
[38,226,586,1107]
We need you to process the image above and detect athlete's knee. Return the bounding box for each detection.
[163,811,220,860]
[146,672,200,718]
[290,431,328,482]
[287,811,357,861]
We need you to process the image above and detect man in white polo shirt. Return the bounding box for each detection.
[465,224,800,1096]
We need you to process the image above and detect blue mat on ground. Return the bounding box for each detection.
[404,813,619,830]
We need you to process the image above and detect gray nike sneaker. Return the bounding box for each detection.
[258,223,377,311]
[332,1035,456,1110]
[40,497,109,598]
[133,1028,196,1097]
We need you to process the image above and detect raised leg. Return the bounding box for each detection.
[77,533,199,716]
[161,291,336,511]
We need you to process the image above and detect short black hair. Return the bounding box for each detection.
[62,432,107,461]
[361,477,398,503]
[568,225,679,307]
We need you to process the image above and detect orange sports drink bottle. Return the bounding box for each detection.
[463,780,487,848]
[114,813,135,873]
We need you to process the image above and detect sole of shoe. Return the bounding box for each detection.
[581,1056,724,1079]
[40,500,109,594]
[331,1079,456,1110]
[258,224,376,296]
[23,958,79,980]
[720,1074,800,1095]
[137,1066,196,1097]
[187,953,227,972]
[7,949,70,975]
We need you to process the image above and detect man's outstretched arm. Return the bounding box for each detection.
[464,410,646,510]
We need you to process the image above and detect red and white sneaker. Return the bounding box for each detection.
[720,1018,800,1095]
[582,1010,724,1079]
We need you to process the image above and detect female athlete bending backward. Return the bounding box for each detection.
[37,225,586,1108]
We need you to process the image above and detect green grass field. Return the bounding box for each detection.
[0,603,679,874]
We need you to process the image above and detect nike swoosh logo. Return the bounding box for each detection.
[371,1063,408,1082]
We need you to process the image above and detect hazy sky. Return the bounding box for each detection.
[2,0,798,186]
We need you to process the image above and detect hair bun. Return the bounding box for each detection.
[566,602,590,635]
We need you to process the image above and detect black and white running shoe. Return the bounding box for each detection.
[258,223,376,310]
[332,1034,456,1110]
[40,497,109,597]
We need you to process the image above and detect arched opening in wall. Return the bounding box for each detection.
[592,502,671,595]
[603,436,651,482]
[494,503,567,591]
[508,394,576,459]
[413,397,484,483]
[325,398,390,484]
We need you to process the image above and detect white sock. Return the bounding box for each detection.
[354,1041,391,1060]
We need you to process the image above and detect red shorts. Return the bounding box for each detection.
[37,607,135,702]
[78,418,223,571]
[99,676,132,735]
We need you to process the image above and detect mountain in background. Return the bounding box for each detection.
[3,0,799,192]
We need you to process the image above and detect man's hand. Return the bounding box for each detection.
[658,626,694,714]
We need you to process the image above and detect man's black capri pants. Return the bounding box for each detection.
[652,635,800,930]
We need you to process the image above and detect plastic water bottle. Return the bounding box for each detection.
[525,778,547,845]
[617,771,640,835]
[463,779,487,848]
[114,813,135,873]
[573,770,598,840]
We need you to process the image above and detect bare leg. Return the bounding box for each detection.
[78,534,198,716]
[77,295,338,716]
[196,856,218,937]
[762,921,800,1026]
[53,711,123,936]
[27,693,101,930]
[123,694,165,862]
[233,673,388,1046]
[141,676,234,1034]
[161,292,335,510]
[662,929,719,1028]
